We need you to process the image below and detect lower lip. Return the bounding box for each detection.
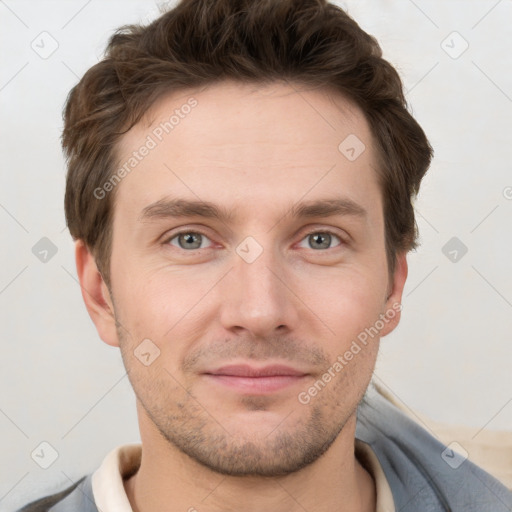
[203,374,307,393]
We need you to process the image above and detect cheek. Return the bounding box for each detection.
[112,268,211,356]
[311,268,387,334]
[111,238,388,350]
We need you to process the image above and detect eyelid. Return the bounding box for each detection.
[297,224,349,242]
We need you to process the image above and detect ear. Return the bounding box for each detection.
[379,251,408,338]
[75,240,120,347]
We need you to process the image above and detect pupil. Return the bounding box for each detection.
[312,233,328,249]
[182,233,199,248]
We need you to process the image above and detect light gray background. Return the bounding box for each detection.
[1,0,511,509]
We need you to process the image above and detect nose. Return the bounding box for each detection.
[218,239,300,339]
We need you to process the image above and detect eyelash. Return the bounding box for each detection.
[164,228,346,253]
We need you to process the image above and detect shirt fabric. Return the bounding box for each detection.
[16,383,512,512]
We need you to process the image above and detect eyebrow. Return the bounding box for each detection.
[139,197,367,223]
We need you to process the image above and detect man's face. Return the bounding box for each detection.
[96,80,405,476]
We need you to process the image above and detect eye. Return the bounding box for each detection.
[164,229,345,252]
[166,231,213,250]
[297,230,344,251]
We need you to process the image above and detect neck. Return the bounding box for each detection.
[124,411,376,512]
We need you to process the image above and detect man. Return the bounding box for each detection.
[17,0,512,510]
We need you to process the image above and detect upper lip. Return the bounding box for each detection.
[204,364,308,377]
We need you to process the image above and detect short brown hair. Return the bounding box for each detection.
[63,0,433,287]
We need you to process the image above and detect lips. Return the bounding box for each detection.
[202,364,308,394]
[204,364,307,378]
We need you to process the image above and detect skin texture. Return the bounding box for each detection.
[76,80,408,512]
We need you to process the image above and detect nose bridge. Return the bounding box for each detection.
[221,235,297,335]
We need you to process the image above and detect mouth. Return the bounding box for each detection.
[202,364,309,394]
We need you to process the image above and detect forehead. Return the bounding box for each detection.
[113,80,381,223]
[122,80,372,154]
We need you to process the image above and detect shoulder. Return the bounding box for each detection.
[14,474,97,512]
[356,382,512,511]
[371,381,512,490]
